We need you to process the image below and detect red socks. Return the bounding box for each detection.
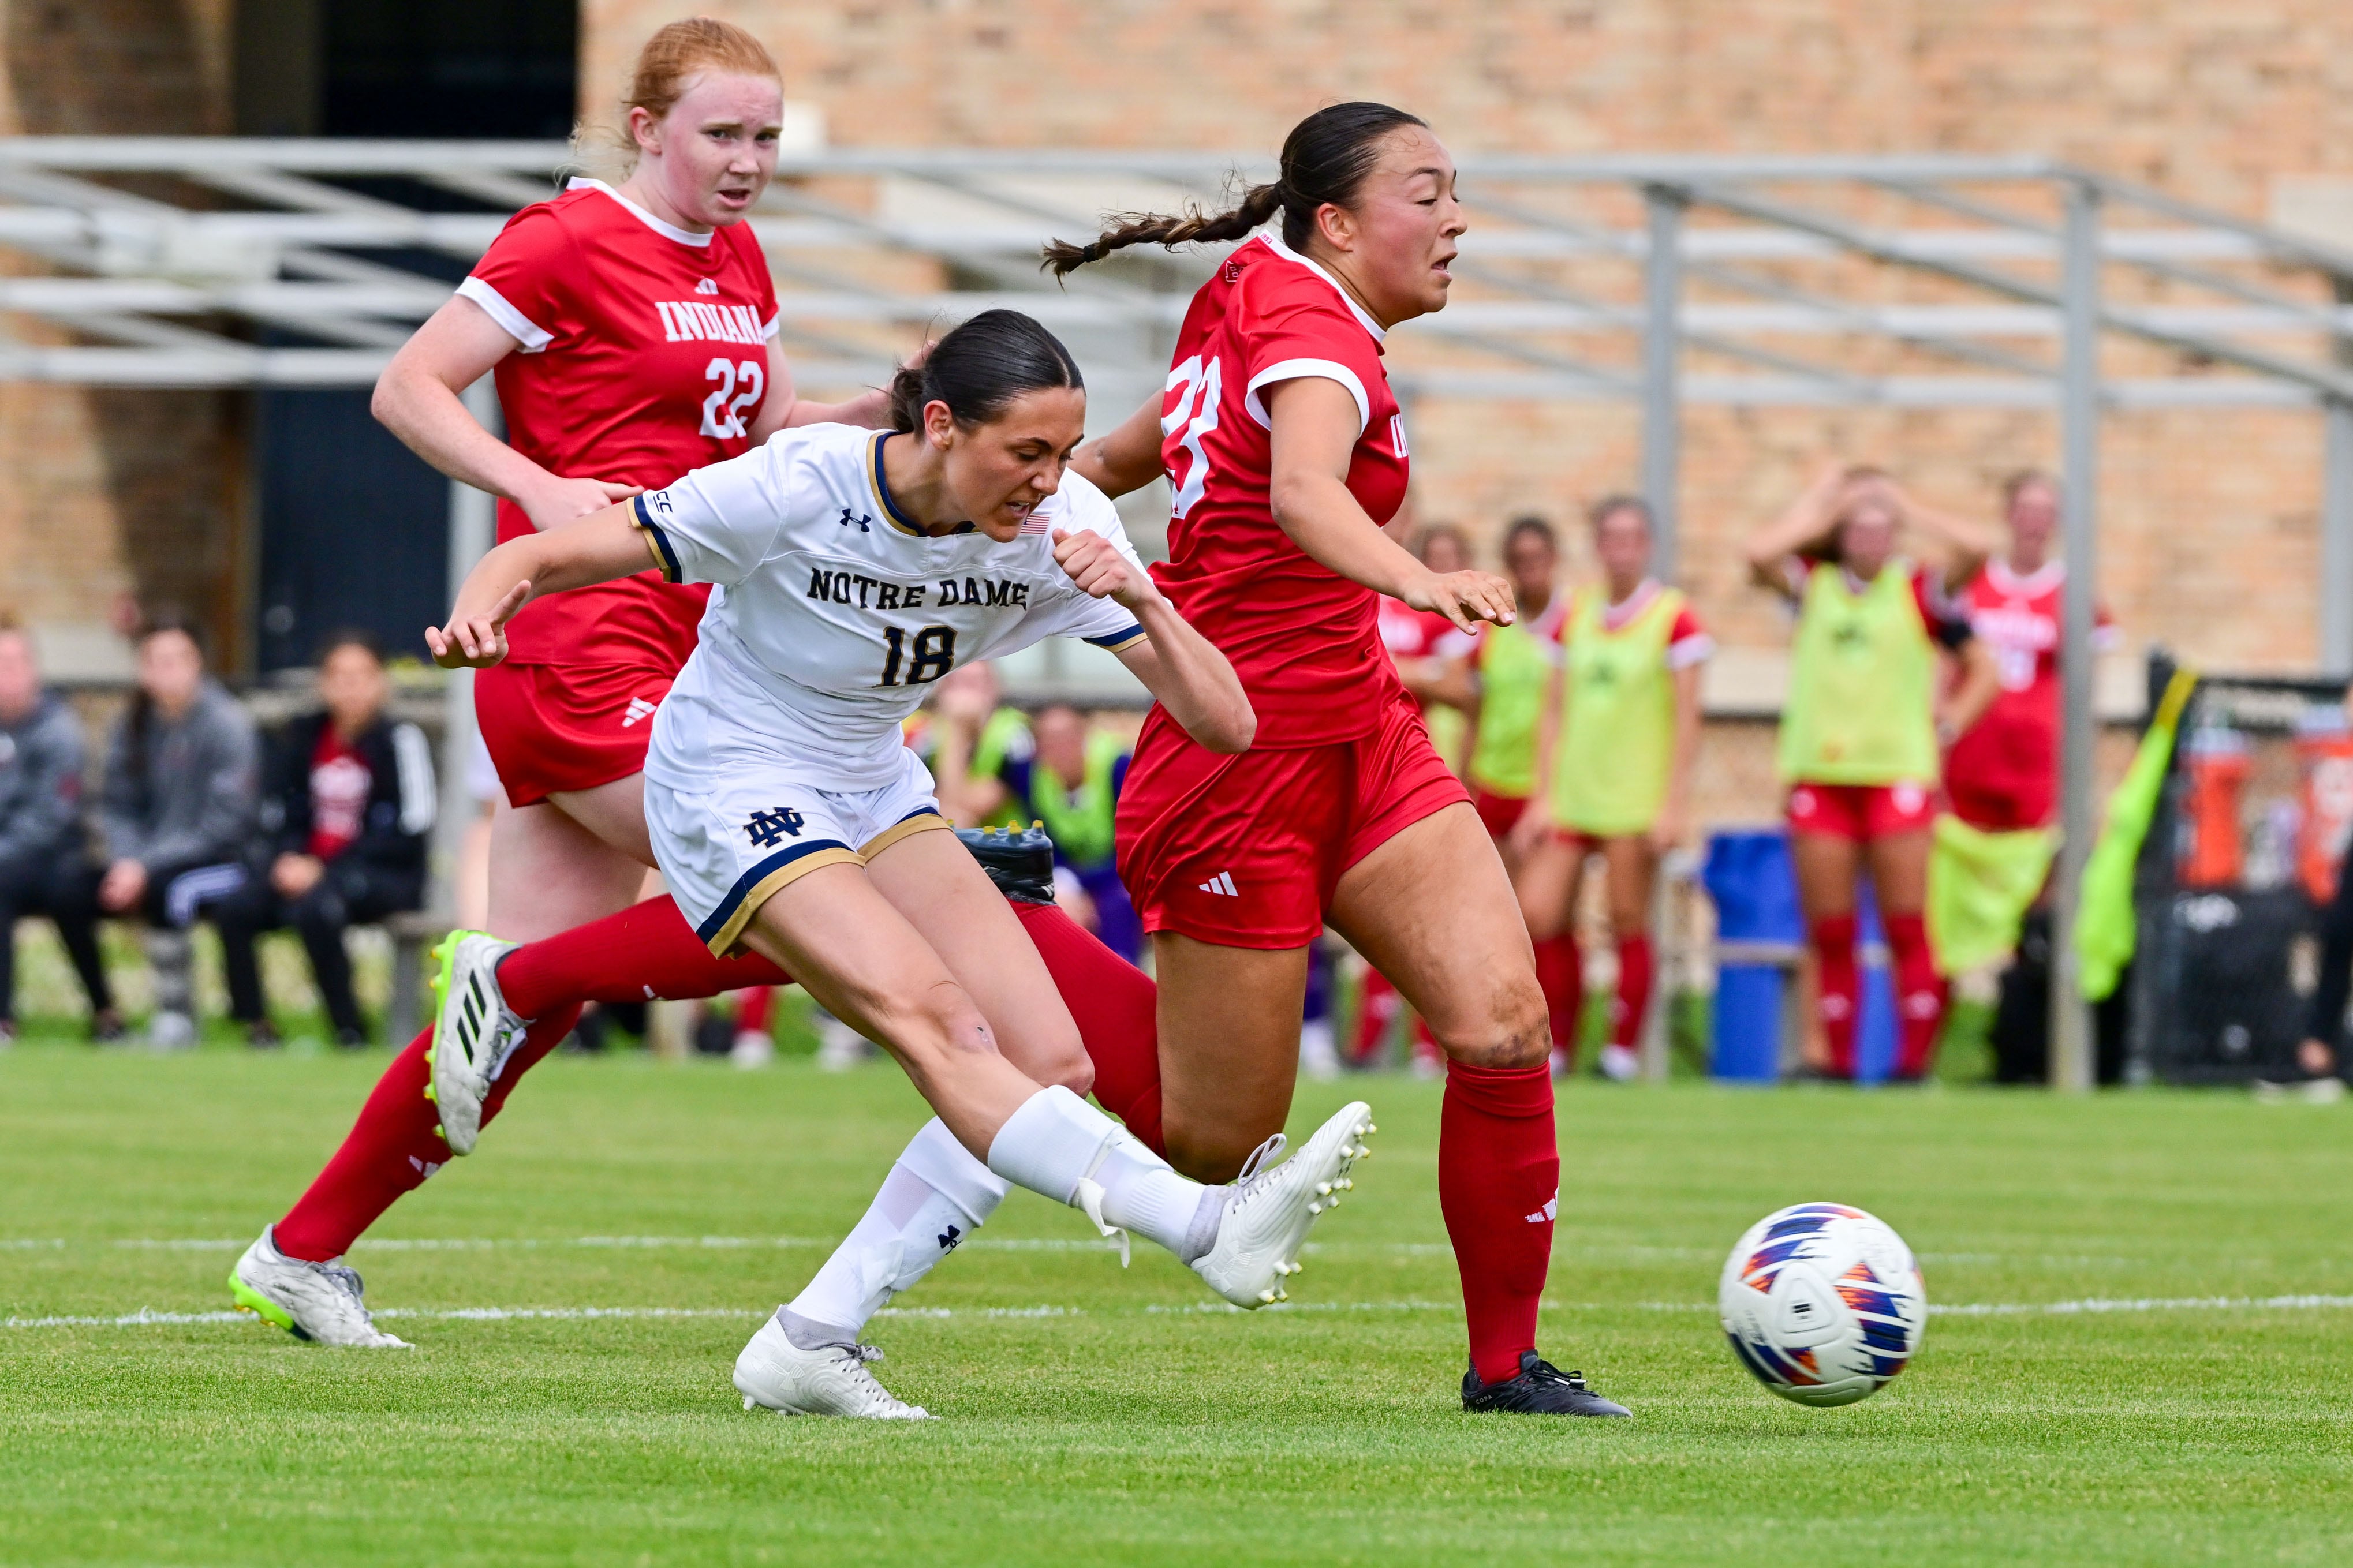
[498,896,790,1016]
[1013,900,1165,1156]
[1885,912,1945,1079]
[1611,934,1654,1050]
[733,986,774,1034]
[1351,968,1403,1065]
[273,1005,581,1262]
[1809,913,1860,1079]
[1439,1060,1559,1385]
[1533,935,1583,1065]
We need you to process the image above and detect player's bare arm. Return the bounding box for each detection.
[373,295,644,531]
[1051,526,1255,753]
[1744,460,1850,596]
[1070,392,1168,499]
[1888,479,1998,585]
[752,334,895,438]
[1937,636,2003,744]
[426,504,650,668]
[1263,375,1514,635]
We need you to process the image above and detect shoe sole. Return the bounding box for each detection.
[1202,1101,1373,1308]
[226,1267,304,1338]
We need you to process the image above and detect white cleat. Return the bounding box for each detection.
[227,1226,410,1348]
[1192,1099,1373,1310]
[428,931,528,1155]
[733,1312,931,1420]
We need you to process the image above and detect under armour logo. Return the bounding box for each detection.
[1197,871,1238,897]
[937,1223,963,1254]
[744,807,806,848]
[1525,1195,1558,1224]
[839,507,871,533]
[695,277,720,295]
[622,697,657,728]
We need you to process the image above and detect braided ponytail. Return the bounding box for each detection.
[1042,102,1428,278]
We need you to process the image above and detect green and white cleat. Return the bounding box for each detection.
[428,931,527,1155]
[733,1312,931,1419]
[228,1226,410,1348]
[1192,1099,1373,1309]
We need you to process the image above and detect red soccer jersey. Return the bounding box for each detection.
[1154,234,1411,746]
[1943,557,2114,822]
[306,728,369,861]
[1378,600,1459,663]
[459,178,781,669]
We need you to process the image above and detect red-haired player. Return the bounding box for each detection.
[1052,102,1629,1416]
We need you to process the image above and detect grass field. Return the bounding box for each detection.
[6,1043,2352,1566]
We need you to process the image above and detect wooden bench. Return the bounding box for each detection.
[385,910,454,1045]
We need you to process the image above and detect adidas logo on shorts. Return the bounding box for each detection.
[622,697,658,727]
[1197,871,1238,897]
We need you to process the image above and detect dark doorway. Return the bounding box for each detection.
[236,0,573,669]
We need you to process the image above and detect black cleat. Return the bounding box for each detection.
[956,823,1058,905]
[1462,1353,1631,1417]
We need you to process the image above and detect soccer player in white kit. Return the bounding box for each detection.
[428,310,1375,1419]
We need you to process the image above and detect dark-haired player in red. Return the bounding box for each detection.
[1053,102,1628,1416]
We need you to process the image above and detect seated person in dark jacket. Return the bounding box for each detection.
[98,615,261,1050]
[0,620,120,1043]
[215,632,435,1048]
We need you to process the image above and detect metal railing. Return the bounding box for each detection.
[12,139,2353,1088]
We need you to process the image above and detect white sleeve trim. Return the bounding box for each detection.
[390,723,439,836]
[455,276,553,354]
[1243,358,1369,435]
[1665,632,1716,671]
[763,309,782,342]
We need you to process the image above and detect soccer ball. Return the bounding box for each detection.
[1718,1202,1925,1407]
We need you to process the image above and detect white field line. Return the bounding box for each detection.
[12,1294,2353,1334]
[0,1237,2168,1266]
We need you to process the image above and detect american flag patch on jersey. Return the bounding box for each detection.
[1018,510,1051,536]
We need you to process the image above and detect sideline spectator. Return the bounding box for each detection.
[1353,524,1480,1071]
[0,622,120,1043]
[1944,471,2121,1084]
[215,633,435,1048]
[1462,516,1567,860]
[1377,523,1478,774]
[1513,497,1711,1080]
[96,615,260,1050]
[962,702,1141,962]
[1745,465,1999,1083]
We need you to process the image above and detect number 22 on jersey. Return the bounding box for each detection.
[700,357,765,439]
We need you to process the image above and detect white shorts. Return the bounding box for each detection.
[645,744,950,955]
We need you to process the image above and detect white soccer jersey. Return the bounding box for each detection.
[632,422,1148,794]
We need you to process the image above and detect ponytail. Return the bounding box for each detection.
[1043,101,1428,278]
[889,309,1084,433]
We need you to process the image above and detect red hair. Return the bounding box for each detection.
[576,18,780,175]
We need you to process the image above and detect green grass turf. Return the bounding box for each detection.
[5,1045,2351,1566]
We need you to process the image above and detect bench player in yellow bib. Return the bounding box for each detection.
[1510,497,1710,1080]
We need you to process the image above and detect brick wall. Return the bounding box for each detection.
[0,0,246,678]
[580,0,2353,701]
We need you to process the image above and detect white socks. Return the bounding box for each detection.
[985,1085,1218,1262]
[782,1118,1006,1346]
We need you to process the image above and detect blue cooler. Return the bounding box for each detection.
[1701,830,1897,1083]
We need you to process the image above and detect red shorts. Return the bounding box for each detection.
[1472,787,1529,842]
[1944,770,2053,834]
[475,661,677,808]
[1118,686,1470,949]
[1786,780,1938,843]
